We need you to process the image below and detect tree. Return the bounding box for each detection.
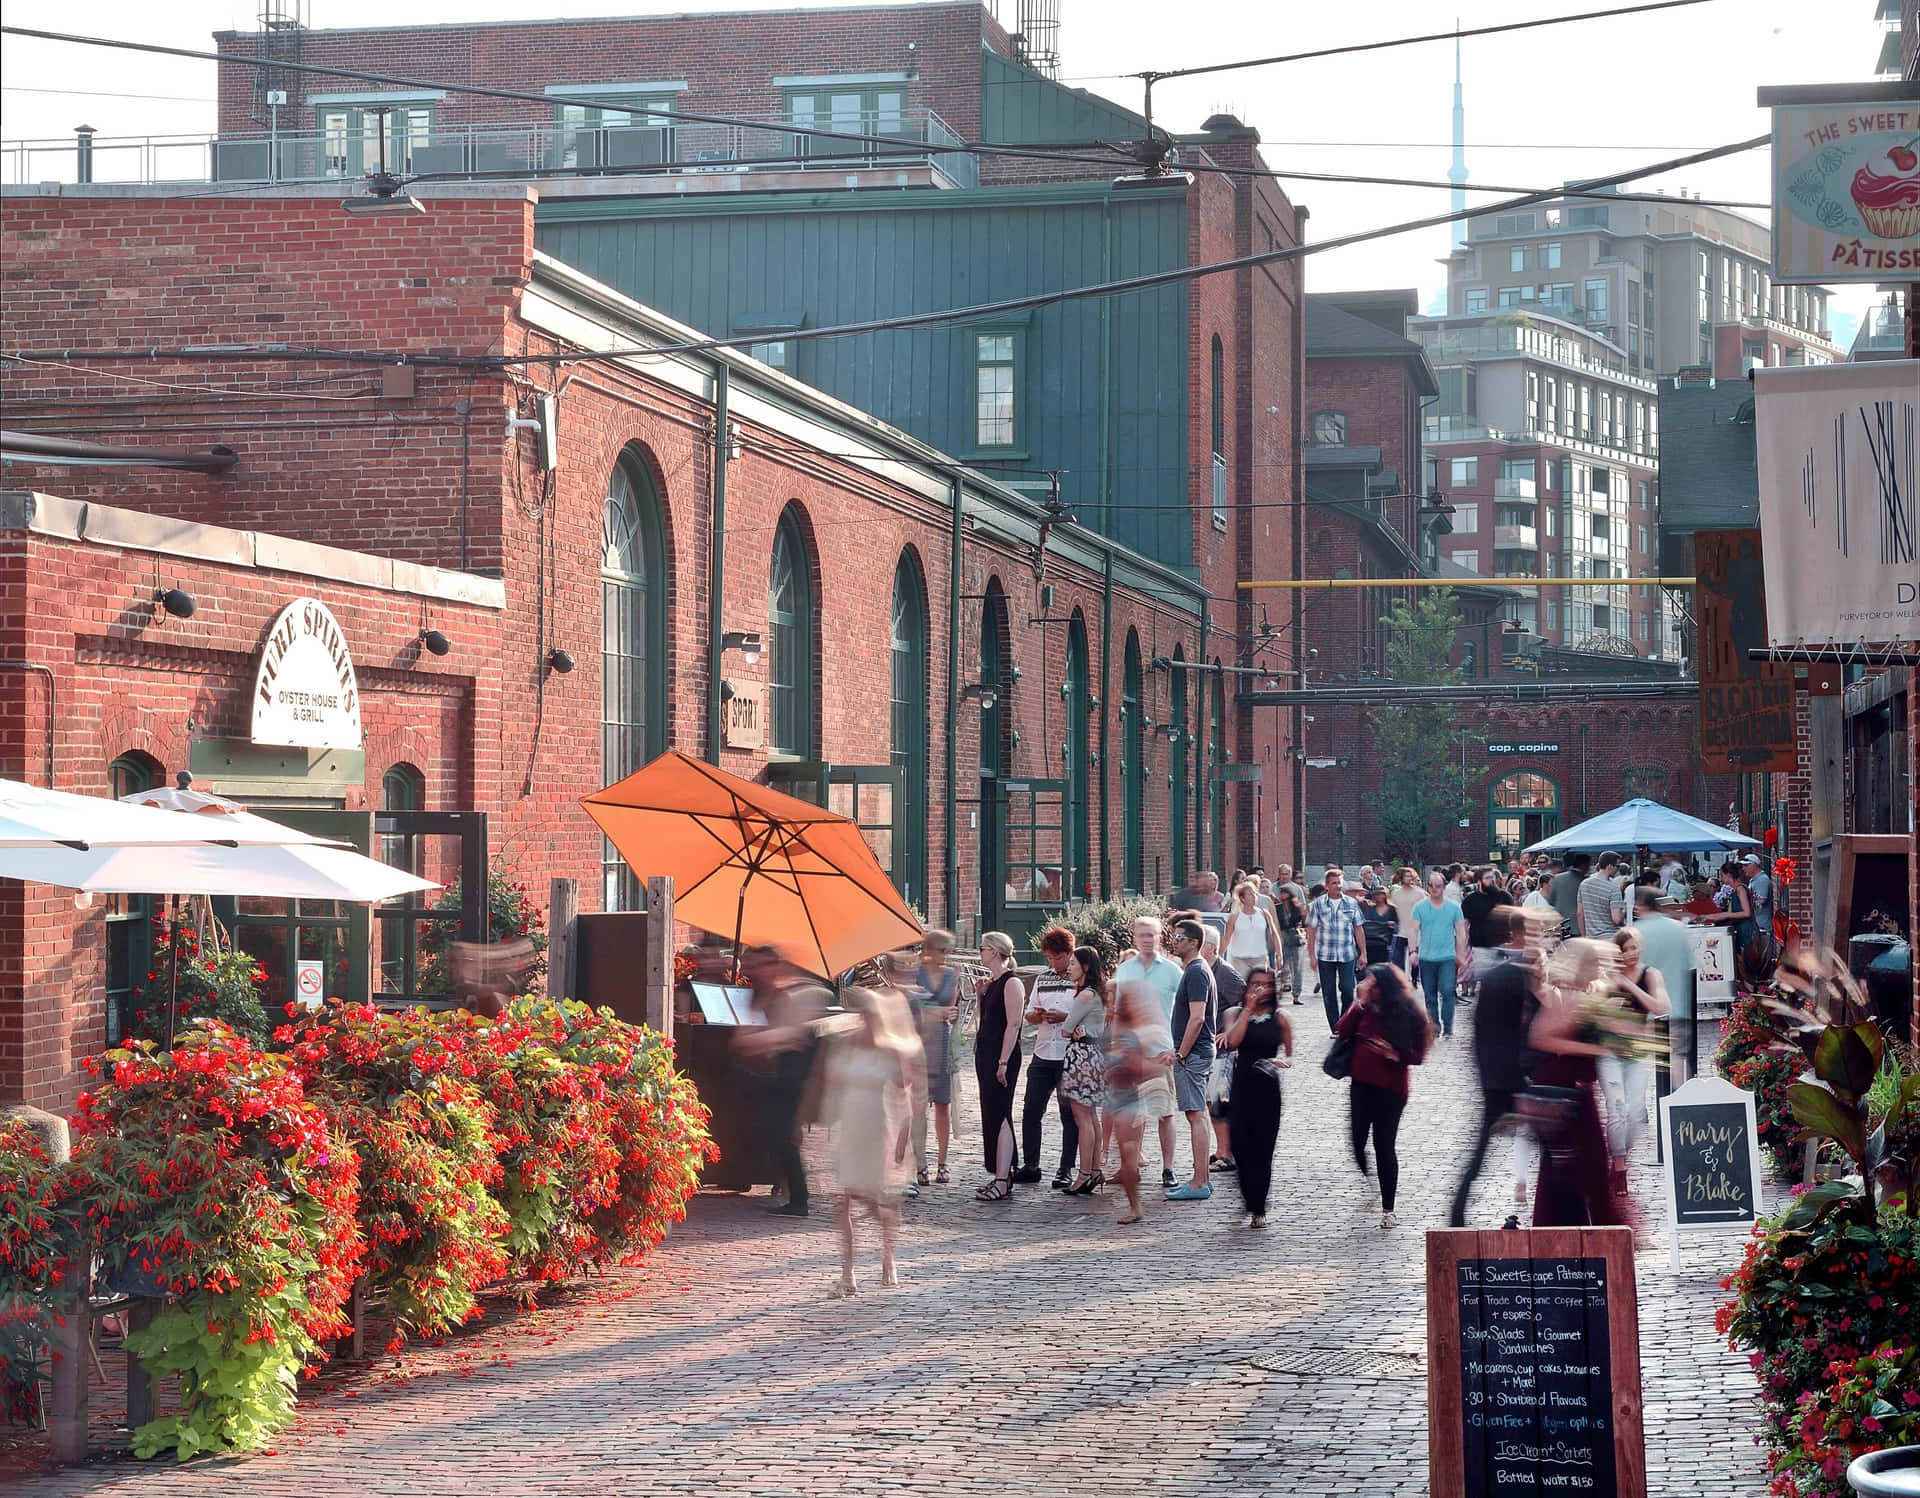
[1368,590,1475,866]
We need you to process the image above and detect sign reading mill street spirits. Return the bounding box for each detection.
[252,599,364,751]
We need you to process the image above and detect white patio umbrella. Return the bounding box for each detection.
[0,777,270,850]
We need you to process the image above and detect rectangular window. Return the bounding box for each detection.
[1450,550,1481,573]
[749,340,792,371]
[1525,373,1539,430]
[1453,502,1479,533]
[784,86,906,159]
[1544,506,1556,536]
[1639,611,1651,642]
[1548,599,1561,630]
[1510,246,1530,272]
[1450,456,1479,486]
[321,102,434,178]
[1584,277,1609,319]
[1465,287,1488,313]
[1591,466,1610,497]
[1637,478,1651,508]
[1591,513,1610,541]
[1637,524,1649,553]
[556,96,675,167]
[1541,243,1562,269]
[1496,213,1536,235]
[973,331,1017,449]
[1497,287,1524,309]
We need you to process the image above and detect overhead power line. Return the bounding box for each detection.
[0,131,1768,370]
[1142,0,1721,84]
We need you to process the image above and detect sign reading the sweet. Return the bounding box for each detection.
[1772,102,1920,281]
[251,599,363,750]
[1427,1228,1646,1498]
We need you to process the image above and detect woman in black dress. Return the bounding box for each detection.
[1220,966,1292,1227]
[973,931,1026,1201]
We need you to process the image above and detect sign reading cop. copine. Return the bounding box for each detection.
[252,599,363,750]
[1753,362,1920,649]
[1771,101,1920,282]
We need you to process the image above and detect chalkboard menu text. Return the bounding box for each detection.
[1428,1228,1645,1498]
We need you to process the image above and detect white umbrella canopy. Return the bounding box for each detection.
[0,777,269,850]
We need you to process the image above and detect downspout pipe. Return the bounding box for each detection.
[1195,610,1208,870]
[945,475,964,929]
[1291,204,1310,872]
[1097,550,1113,899]
[706,364,730,765]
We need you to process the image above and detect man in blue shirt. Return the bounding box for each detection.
[1164,918,1218,1201]
[1305,866,1365,1033]
[1409,870,1469,1038]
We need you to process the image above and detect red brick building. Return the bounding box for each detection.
[0,186,1221,1111]
[1295,291,1734,870]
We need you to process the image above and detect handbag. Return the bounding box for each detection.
[1206,1052,1234,1106]
[1322,1032,1356,1080]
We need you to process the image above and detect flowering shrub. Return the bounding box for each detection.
[68,1027,363,1459]
[129,915,272,1048]
[1721,1209,1920,1496]
[1716,987,1809,1178]
[417,865,549,995]
[0,1118,70,1427]
[278,1004,510,1349]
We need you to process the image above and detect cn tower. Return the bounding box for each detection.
[1448,25,1468,250]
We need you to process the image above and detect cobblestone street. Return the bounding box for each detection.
[22,1012,1765,1497]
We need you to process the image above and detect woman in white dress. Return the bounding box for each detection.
[1222,879,1282,979]
[823,986,919,1296]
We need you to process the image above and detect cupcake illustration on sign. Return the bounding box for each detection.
[1851,139,1920,239]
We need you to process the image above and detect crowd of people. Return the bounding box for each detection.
[739,846,1726,1292]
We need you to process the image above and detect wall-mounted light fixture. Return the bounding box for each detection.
[721,629,763,665]
[959,683,998,712]
[546,648,576,675]
[421,629,451,656]
[155,587,196,619]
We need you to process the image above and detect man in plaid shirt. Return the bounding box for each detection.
[1306,866,1366,1033]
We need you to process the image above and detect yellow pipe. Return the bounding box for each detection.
[1237,576,1696,590]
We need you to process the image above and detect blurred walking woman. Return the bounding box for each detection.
[1335,963,1434,1229]
[973,931,1026,1201]
[1059,945,1108,1195]
[1220,966,1292,1227]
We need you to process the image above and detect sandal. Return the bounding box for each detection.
[974,1178,1012,1202]
[1069,1170,1103,1196]
[935,1165,950,1184]
[917,1170,931,1187]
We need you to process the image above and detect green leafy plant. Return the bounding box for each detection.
[1367,591,1475,867]
[129,915,272,1048]
[1718,987,1823,1179]
[0,1117,70,1427]
[1028,893,1169,967]
[416,864,549,995]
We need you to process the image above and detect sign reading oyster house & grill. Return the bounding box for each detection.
[252,599,364,750]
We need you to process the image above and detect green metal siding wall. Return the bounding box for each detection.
[536,187,1193,568]
[979,50,1148,145]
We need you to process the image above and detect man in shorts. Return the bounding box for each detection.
[1114,915,1184,1188]
[1164,918,1218,1201]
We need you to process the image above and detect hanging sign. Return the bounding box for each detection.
[1658,1075,1761,1272]
[252,599,363,750]
[1753,362,1920,648]
[1426,1227,1646,1498]
[1771,101,1920,282]
[723,682,765,752]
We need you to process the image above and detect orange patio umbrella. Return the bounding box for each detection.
[583,751,923,979]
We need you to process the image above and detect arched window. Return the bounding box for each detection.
[105,752,158,1045]
[1122,631,1144,892]
[1209,661,1227,875]
[602,450,667,910]
[1169,645,1189,885]
[1489,770,1560,855]
[1064,611,1091,900]
[768,505,816,760]
[1210,335,1225,462]
[890,552,929,910]
[381,762,423,813]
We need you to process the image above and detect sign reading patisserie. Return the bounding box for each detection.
[1771,101,1920,281]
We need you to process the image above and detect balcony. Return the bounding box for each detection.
[1494,476,1536,500]
[0,108,980,191]
[1494,524,1539,551]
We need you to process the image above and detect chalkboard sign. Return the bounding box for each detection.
[1428,1228,1645,1498]
[1658,1076,1761,1268]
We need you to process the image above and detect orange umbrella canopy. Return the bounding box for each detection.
[583,751,923,978]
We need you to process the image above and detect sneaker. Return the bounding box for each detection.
[1166,1183,1214,1201]
[1161,1167,1176,1189]
[903,1183,920,1200]
[1380,1211,1398,1229]
[1009,1167,1044,1184]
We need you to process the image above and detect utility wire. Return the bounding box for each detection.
[1,134,1768,371]
[1141,0,1721,83]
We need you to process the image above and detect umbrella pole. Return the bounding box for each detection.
[730,881,747,987]
[165,894,180,1048]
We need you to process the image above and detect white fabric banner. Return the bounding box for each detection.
[1753,361,1920,648]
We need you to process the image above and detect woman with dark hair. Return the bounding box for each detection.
[1219,965,1292,1227]
[1334,962,1434,1229]
[1059,945,1109,1195]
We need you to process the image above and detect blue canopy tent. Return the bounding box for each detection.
[1525,798,1763,857]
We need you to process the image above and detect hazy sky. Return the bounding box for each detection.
[0,0,1890,339]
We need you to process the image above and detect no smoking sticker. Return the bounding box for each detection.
[295,959,325,1009]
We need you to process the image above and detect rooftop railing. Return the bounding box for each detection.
[2,108,980,191]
